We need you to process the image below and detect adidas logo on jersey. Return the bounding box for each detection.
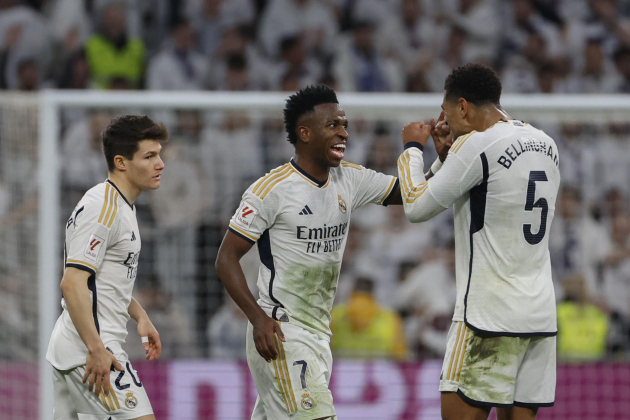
[131,232,136,241]
[299,205,313,215]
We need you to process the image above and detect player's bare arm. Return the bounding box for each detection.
[215,230,285,363]
[59,267,123,396]
[128,297,162,361]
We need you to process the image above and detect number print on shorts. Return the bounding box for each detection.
[293,360,308,389]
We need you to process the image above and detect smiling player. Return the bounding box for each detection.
[215,85,402,420]
[47,115,167,420]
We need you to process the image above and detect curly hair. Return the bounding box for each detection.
[283,84,339,144]
[444,63,502,106]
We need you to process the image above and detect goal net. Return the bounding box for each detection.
[1,91,630,420]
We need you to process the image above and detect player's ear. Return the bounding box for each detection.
[459,98,468,119]
[297,125,311,144]
[113,155,127,172]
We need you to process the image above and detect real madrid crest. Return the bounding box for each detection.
[338,195,347,214]
[301,393,314,410]
[125,392,138,409]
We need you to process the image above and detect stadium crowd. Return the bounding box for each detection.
[0,0,630,363]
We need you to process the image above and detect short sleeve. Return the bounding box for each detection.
[346,162,399,209]
[228,183,281,244]
[65,188,120,275]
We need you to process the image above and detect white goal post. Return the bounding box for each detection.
[33,90,630,420]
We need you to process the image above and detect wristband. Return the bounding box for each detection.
[141,336,149,343]
[430,158,444,174]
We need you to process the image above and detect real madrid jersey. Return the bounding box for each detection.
[398,120,560,336]
[47,180,141,370]
[229,159,398,340]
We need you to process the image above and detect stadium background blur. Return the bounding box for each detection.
[1,0,630,418]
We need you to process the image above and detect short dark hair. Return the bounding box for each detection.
[283,84,338,144]
[102,115,168,171]
[444,63,502,106]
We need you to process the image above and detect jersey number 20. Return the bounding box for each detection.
[523,171,548,245]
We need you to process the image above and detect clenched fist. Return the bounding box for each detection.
[401,121,434,147]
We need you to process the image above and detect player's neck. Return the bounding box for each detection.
[107,172,142,204]
[472,104,511,132]
[292,154,329,183]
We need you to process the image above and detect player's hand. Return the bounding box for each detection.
[402,120,434,147]
[252,314,285,363]
[137,316,162,361]
[83,346,123,397]
[431,111,453,162]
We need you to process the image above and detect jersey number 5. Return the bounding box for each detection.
[523,171,548,245]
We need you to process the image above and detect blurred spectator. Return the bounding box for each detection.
[333,21,404,92]
[57,49,90,89]
[556,123,598,205]
[0,265,36,360]
[549,186,610,295]
[85,3,145,89]
[15,57,38,90]
[0,0,52,89]
[613,46,630,92]
[187,0,256,58]
[443,0,500,64]
[557,272,609,361]
[567,39,620,93]
[594,123,630,200]
[207,293,249,359]
[601,214,630,356]
[268,35,322,90]
[330,277,408,360]
[125,275,199,360]
[208,25,269,90]
[147,19,210,90]
[502,32,549,93]
[61,112,110,193]
[258,0,339,60]
[394,241,456,360]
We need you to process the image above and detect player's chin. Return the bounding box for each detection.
[326,152,343,167]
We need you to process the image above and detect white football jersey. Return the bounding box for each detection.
[399,120,560,336]
[229,159,398,339]
[47,180,141,370]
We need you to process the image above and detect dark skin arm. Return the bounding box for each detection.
[425,112,452,180]
[215,230,285,362]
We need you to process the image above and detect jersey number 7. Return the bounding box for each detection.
[523,171,548,245]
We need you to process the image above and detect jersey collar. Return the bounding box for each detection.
[106,179,134,209]
[289,158,328,188]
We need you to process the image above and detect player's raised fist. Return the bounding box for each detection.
[402,121,433,147]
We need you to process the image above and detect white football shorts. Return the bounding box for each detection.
[247,320,337,420]
[52,347,153,420]
[439,321,556,408]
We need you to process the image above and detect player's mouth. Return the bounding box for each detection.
[153,174,161,181]
[330,143,346,159]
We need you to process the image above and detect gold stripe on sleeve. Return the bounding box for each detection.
[379,177,397,205]
[260,170,294,199]
[101,187,116,226]
[100,392,110,411]
[276,337,297,412]
[253,164,290,195]
[455,327,471,382]
[273,359,291,413]
[66,260,98,272]
[451,131,476,154]
[341,161,362,170]
[397,154,413,195]
[97,184,110,224]
[447,323,463,380]
[228,223,258,242]
[105,193,119,228]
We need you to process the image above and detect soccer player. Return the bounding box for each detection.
[398,63,560,420]
[47,115,167,420]
[215,85,402,419]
